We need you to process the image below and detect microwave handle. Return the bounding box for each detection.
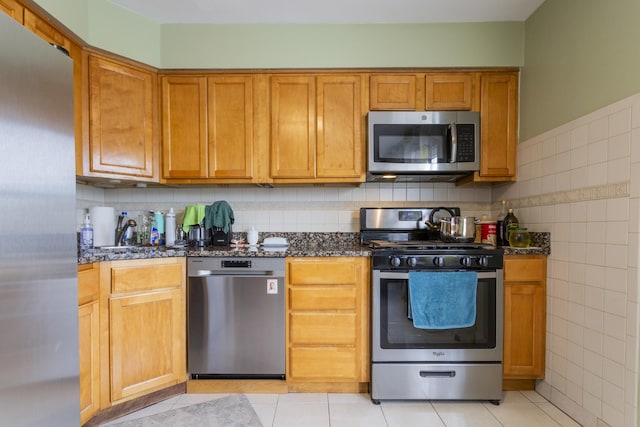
[449,122,457,162]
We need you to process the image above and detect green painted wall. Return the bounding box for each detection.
[159,23,524,69]
[31,0,89,40]
[33,1,523,69]
[34,0,161,65]
[521,0,640,140]
[87,0,160,65]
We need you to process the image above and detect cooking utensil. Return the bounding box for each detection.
[424,207,456,231]
[439,216,477,243]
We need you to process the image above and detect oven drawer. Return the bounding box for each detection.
[371,363,503,401]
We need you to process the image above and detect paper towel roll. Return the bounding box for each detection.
[90,206,115,247]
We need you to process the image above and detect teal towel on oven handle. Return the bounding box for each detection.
[408,271,478,329]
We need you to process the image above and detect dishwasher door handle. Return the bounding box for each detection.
[192,270,278,277]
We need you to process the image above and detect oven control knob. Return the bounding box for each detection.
[433,256,445,267]
[390,256,402,267]
[460,256,472,267]
[406,257,417,267]
[478,256,489,267]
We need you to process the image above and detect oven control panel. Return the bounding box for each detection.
[373,252,503,271]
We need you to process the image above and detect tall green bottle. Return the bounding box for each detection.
[502,208,519,246]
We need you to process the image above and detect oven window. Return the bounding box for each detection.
[379,276,496,349]
[374,124,450,164]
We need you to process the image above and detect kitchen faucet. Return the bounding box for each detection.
[115,215,137,246]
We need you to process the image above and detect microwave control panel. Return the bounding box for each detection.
[455,124,476,162]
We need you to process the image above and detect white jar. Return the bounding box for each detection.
[247,226,259,246]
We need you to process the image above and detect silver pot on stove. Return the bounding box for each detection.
[439,216,477,243]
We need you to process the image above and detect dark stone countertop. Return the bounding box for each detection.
[78,231,549,265]
[502,231,550,256]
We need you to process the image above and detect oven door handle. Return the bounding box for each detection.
[420,370,456,378]
[379,271,498,280]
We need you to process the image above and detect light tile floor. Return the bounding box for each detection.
[101,390,582,427]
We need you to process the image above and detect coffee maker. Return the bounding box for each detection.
[187,221,210,247]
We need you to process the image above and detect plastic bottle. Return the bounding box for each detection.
[503,208,519,246]
[496,200,508,246]
[149,212,159,246]
[154,211,165,245]
[165,208,176,247]
[80,214,94,250]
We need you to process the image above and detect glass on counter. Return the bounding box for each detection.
[508,227,531,248]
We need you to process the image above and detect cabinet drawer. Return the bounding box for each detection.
[111,262,183,293]
[289,347,357,380]
[288,260,357,285]
[289,313,356,345]
[78,263,99,305]
[289,286,356,311]
[504,256,546,282]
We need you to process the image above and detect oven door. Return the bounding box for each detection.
[372,269,503,363]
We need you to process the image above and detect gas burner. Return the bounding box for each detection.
[368,239,495,251]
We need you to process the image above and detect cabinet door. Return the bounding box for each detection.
[479,72,518,178]
[207,76,254,178]
[78,263,100,424]
[78,301,100,424]
[162,76,207,178]
[88,55,157,179]
[425,73,474,110]
[110,288,185,402]
[0,0,23,23]
[270,76,316,178]
[23,9,71,53]
[503,283,545,378]
[369,74,417,110]
[503,255,546,384]
[316,75,364,179]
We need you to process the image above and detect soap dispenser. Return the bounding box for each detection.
[80,214,93,249]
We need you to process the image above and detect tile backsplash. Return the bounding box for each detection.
[76,182,494,234]
[493,92,640,427]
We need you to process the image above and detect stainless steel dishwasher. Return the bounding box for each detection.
[187,257,286,379]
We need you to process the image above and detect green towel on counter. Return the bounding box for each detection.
[182,204,206,233]
[205,201,235,233]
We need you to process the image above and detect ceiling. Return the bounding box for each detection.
[106,0,546,24]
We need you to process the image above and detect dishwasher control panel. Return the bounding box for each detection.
[221,260,251,268]
[188,257,285,277]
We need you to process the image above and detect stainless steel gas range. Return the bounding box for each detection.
[361,207,504,404]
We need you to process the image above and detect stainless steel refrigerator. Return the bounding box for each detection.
[0,12,79,426]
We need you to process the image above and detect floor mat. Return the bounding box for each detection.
[109,394,263,427]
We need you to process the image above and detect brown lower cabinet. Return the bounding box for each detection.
[503,254,547,390]
[78,263,100,425]
[286,257,370,392]
[78,258,187,425]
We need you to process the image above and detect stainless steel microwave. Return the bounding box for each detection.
[367,111,480,182]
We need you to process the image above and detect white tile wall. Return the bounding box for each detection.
[76,182,494,234]
[493,92,640,427]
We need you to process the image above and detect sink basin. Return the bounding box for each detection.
[95,245,139,250]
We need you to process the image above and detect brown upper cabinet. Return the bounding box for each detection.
[370,71,518,184]
[425,72,476,111]
[80,53,158,181]
[270,74,365,183]
[370,72,476,111]
[0,0,23,23]
[161,74,266,183]
[23,8,72,54]
[477,72,518,181]
[369,74,418,110]
[161,76,208,180]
